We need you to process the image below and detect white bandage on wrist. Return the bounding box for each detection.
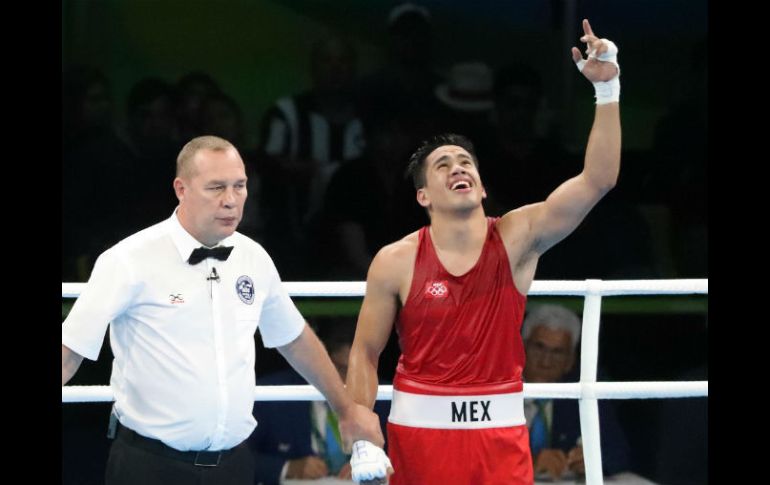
[592,77,620,105]
[576,38,621,105]
[351,440,393,484]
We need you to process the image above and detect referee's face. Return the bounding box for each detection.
[175,147,248,247]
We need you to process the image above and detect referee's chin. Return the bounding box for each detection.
[216,228,237,242]
[215,220,240,237]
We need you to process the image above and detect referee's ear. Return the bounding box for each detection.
[174,177,186,202]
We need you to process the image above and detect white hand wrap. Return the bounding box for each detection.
[576,38,621,105]
[351,440,393,484]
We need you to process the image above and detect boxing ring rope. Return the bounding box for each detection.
[62,381,708,404]
[62,279,706,298]
[62,278,708,485]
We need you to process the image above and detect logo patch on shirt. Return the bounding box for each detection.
[169,294,184,304]
[236,275,255,304]
[424,280,449,299]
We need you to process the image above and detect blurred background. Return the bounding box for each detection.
[62,1,707,484]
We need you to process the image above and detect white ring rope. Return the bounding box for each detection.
[62,279,708,299]
[62,278,707,485]
[62,381,708,403]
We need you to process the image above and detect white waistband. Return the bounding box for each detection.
[388,389,525,429]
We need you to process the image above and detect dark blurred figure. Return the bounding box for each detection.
[123,77,181,228]
[174,71,223,142]
[357,3,445,145]
[316,117,426,279]
[483,62,571,214]
[259,34,365,278]
[62,65,113,150]
[62,65,136,281]
[433,61,496,159]
[125,77,179,157]
[199,92,244,143]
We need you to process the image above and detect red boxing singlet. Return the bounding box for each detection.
[395,217,527,392]
[387,218,534,485]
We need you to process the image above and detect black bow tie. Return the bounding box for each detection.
[187,246,233,265]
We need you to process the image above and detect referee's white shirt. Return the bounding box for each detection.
[62,210,305,451]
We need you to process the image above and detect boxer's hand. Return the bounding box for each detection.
[350,440,393,484]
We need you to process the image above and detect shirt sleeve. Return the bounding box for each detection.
[61,248,136,361]
[257,254,305,348]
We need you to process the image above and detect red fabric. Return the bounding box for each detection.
[387,422,534,485]
[395,217,528,389]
